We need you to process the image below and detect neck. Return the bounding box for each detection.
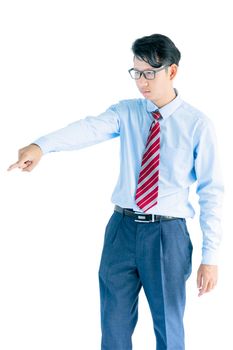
[152,88,176,108]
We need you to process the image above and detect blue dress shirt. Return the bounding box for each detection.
[34,92,224,265]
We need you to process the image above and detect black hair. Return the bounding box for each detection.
[131,34,181,68]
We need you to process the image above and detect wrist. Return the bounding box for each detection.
[30,143,43,155]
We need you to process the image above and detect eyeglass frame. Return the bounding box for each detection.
[128,65,170,80]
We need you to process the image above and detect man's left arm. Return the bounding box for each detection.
[194,117,224,296]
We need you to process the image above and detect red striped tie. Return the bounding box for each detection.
[135,111,161,212]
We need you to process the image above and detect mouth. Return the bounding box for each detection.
[141,90,151,94]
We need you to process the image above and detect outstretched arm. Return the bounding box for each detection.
[8,103,121,172]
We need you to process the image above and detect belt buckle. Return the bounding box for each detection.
[134,211,153,223]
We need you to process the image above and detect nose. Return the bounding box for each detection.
[137,74,149,86]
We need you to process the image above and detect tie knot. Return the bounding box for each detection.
[152,110,161,120]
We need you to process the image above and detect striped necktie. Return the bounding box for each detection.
[135,110,161,212]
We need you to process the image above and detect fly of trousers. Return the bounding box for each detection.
[98,210,193,350]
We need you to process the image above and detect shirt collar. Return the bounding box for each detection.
[146,89,182,120]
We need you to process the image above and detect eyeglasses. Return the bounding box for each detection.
[128,65,168,80]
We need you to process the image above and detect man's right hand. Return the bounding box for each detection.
[8,144,43,172]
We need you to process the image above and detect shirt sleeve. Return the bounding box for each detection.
[194,117,224,265]
[33,104,120,154]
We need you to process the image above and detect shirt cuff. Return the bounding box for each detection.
[32,137,52,155]
[201,249,219,265]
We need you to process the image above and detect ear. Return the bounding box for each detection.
[169,64,178,80]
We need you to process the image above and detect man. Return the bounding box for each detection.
[8,34,224,349]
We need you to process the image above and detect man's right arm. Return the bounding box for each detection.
[7,103,121,172]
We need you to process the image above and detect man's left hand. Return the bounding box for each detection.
[197,264,218,297]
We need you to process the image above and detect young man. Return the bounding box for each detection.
[8,34,223,350]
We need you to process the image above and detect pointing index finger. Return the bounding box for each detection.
[7,162,20,171]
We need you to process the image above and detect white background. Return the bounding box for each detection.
[0,0,232,349]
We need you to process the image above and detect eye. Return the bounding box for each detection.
[129,69,142,79]
[144,70,155,79]
[133,70,141,79]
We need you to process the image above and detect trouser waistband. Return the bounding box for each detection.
[114,205,181,223]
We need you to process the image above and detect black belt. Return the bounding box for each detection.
[114,205,180,223]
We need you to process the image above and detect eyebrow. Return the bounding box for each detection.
[133,68,156,71]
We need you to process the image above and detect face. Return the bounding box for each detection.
[133,57,177,107]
